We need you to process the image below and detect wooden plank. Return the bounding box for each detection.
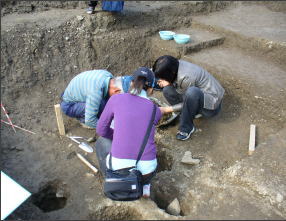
[248,124,256,155]
[54,104,65,136]
[76,153,98,174]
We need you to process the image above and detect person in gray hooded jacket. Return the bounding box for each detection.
[152,55,225,141]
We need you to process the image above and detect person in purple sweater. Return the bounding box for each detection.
[95,67,171,198]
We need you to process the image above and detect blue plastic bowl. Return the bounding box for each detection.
[173,34,191,44]
[159,31,176,40]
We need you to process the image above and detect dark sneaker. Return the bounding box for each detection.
[86,6,95,14]
[176,127,195,141]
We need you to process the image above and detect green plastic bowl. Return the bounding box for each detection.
[159,31,176,40]
[173,34,191,44]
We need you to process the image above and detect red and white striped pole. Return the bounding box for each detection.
[1,120,35,135]
[1,103,16,133]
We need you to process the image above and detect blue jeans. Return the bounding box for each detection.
[95,137,112,174]
[60,97,107,124]
[163,86,221,133]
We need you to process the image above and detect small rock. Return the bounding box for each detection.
[182,151,192,159]
[266,41,273,49]
[9,146,17,151]
[166,198,180,216]
[181,151,200,165]
[184,172,190,178]
[66,151,76,160]
[86,173,95,177]
[65,36,69,41]
[186,158,200,165]
[87,136,96,143]
[15,147,24,151]
[276,193,284,203]
[77,15,84,21]
[56,190,64,198]
[68,143,73,148]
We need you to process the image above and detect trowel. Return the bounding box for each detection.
[67,136,94,153]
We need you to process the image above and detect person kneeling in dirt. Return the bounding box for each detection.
[152,55,225,141]
[60,70,122,129]
[95,67,171,198]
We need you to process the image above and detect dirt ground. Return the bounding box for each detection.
[1,1,286,220]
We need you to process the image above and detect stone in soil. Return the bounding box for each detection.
[166,198,181,216]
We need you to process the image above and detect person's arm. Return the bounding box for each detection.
[157,79,184,113]
[170,103,183,112]
[159,106,172,115]
[154,105,162,125]
[84,91,103,128]
[96,97,114,140]
[157,79,170,88]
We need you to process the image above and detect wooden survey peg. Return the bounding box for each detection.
[248,124,256,155]
[54,104,65,136]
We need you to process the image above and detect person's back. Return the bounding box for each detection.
[60,69,122,129]
[95,67,164,198]
[97,93,161,161]
[62,70,112,103]
[177,60,225,109]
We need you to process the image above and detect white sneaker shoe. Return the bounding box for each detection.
[143,184,151,198]
[86,6,95,14]
[195,114,202,119]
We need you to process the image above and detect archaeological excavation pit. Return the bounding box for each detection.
[151,176,183,216]
[31,180,69,213]
[88,205,143,220]
[156,146,174,172]
[1,1,286,220]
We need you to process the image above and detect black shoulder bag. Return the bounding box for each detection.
[103,104,156,201]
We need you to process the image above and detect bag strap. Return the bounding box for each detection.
[109,103,157,170]
[135,103,156,165]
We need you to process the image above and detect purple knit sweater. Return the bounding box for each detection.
[96,93,161,160]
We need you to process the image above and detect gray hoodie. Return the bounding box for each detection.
[172,60,225,111]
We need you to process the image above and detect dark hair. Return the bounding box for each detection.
[129,76,150,95]
[152,55,179,84]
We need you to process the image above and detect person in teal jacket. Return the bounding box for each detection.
[61,70,121,129]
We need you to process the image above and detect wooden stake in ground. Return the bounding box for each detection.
[76,153,98,174]
[248,124,256,155]
[54,104,65,136]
